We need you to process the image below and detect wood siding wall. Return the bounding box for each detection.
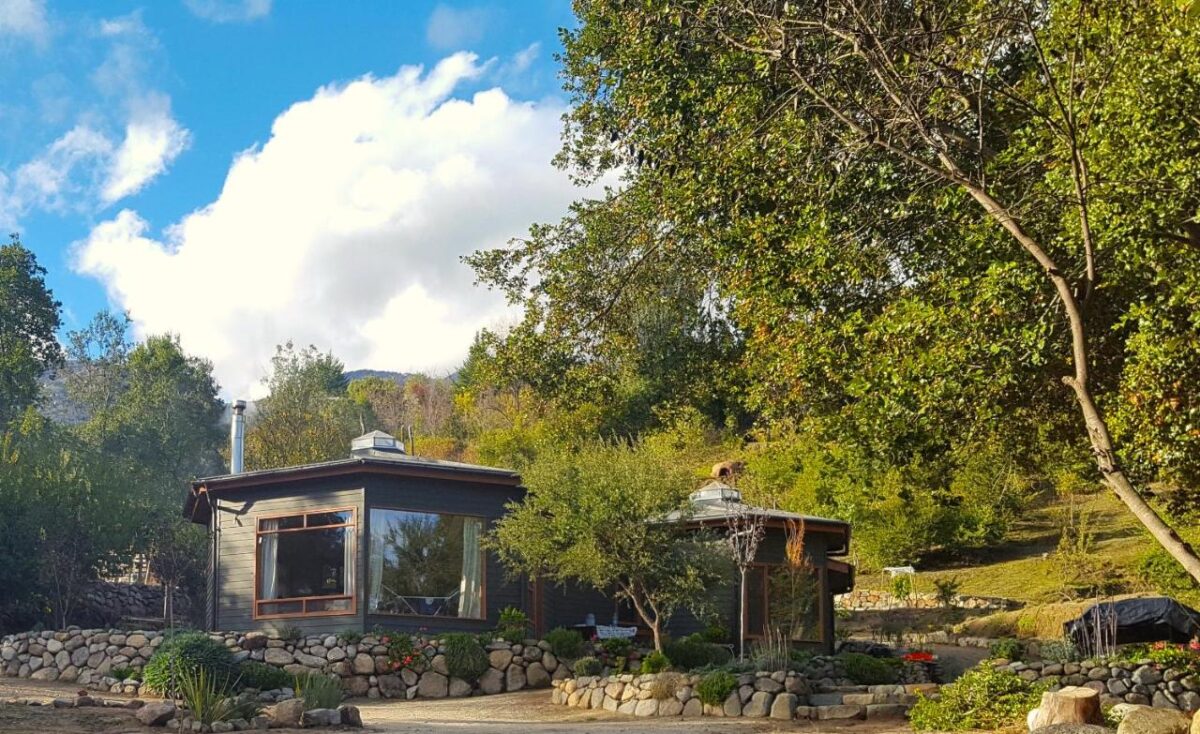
[212,480,366,635]
[208,471,526,636]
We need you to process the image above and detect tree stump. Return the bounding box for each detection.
[1026,686,1103,731]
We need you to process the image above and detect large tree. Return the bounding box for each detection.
[493,0,1200,579]
[491,438,731,650]
[244,342,363,470]
[0,237,62,424]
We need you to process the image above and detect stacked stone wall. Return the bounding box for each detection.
[835,589,1019,612]
[989,657,1200,712]
[1,628,569,701]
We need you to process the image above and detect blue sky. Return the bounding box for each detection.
[0,0,586,396]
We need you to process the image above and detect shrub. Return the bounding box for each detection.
[647,671,684,700]
[696,670,737,706]
[497,607,529,643]
[933,576,962,609]
[573,656,602,676]
[839,652,900,685]
[294,671,343,709]
[237,661,291,691]
[338,628,363,645]
[889,573,914,603]
[749,628,793,671]
[441,633,490,682]
[701,622,729,643]
[600,638,632,659]
[382,633,428,672]
[663,635,731,671]
[143,631,236,695]
[544,627,585,659]
[111,665,138,681]
[910,666,1046,731]
[274,624,301,641]
[1038,638,1082,664]
[639,650,670,674]
[988,637,1024,661]
[175,665,237,726]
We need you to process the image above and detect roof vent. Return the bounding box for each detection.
[690,479,742,506]
[351,430,405,458]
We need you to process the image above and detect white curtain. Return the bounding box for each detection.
[259,519,279,600]
[343,525,355,597]
[458,518,482,618]
[368,511,386,611]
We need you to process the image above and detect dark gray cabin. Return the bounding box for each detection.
[186,429,853,651]
[184,430,527,636]
[535,479,853,654]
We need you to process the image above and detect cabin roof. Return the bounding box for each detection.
[184,451,520,524]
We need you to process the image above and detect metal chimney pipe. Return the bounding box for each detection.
[230,399,246,474]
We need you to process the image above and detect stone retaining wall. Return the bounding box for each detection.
[0,628,570,701]
[836,589,1019,612]
[76,582,191,627]
[551,667,940,722]
[989,657,1200,712]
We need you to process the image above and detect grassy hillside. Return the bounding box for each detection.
[853,489,1193,606]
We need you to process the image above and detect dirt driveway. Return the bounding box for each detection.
[1,678,911,734]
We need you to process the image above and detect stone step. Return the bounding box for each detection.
[795,703,912,721]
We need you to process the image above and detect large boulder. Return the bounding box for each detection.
[1116,706,1191,734]
[263,648,294,666]
[479,667,504,695]
[489,649,513,669]
[351,653,374,675]
[301,708,342,727]
[418,671,449,698]
[268,698,305,728]
[135,701,176,726]
[338,705,363,727]
[506,665,526,691]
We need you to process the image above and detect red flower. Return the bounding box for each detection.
[1188,639,1200,652]
[903,651,935,663]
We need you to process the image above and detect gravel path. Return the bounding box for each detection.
[1,678,913,734]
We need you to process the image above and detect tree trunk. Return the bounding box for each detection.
[1026,686,1102,730]
[738,567,747,661]
[1066,379,1200,582]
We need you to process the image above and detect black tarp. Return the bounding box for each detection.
[1064,597,1200,651]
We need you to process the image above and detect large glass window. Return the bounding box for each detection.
[256,509,355,618]
[368,509,484,619]
[743,564,821,641]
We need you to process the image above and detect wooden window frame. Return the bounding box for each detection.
[741,562,824,644]
[253,507,357,620]
[366,505,488,622]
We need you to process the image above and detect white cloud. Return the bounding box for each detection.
[183,0,270,23]
[2,125,113,219]
[74,53,592,398]
[0,0,50,45]
[425,4,489,50]
[102,95,190,202]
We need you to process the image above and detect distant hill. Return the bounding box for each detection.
[343,369,412,385]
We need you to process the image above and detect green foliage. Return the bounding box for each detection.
[1038,639,1082,664]
[110,666,138,681]
[910,666,1047,731]
[491,439,732,649]
[543,627,584,660]
[496,607,528,643]
[749,628,793,672]
[663,635,731,671]
[143,631,236,696]
[639,650,670,674]
[441,633,489,682]
[696,670,737,706]
[243,342,363,471]
[294,671,343,709]
[236,661,291,691]
[175,665,238,726]
[0,237,63,425]
[274,625,301,641]
[573,656,602,676]
[700,623,728,644]
[889,575,914,603]
[381,633,427,671]
[838,653,900,685]
[933,577,962,609]
[1137,547,1200,603]
[338,628,363,645]
[988,638,1025,662]
[1113,643,1200,675]
[599,638,632,659]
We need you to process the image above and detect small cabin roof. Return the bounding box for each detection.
[663,480,851,555]
[184,432,520,523]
